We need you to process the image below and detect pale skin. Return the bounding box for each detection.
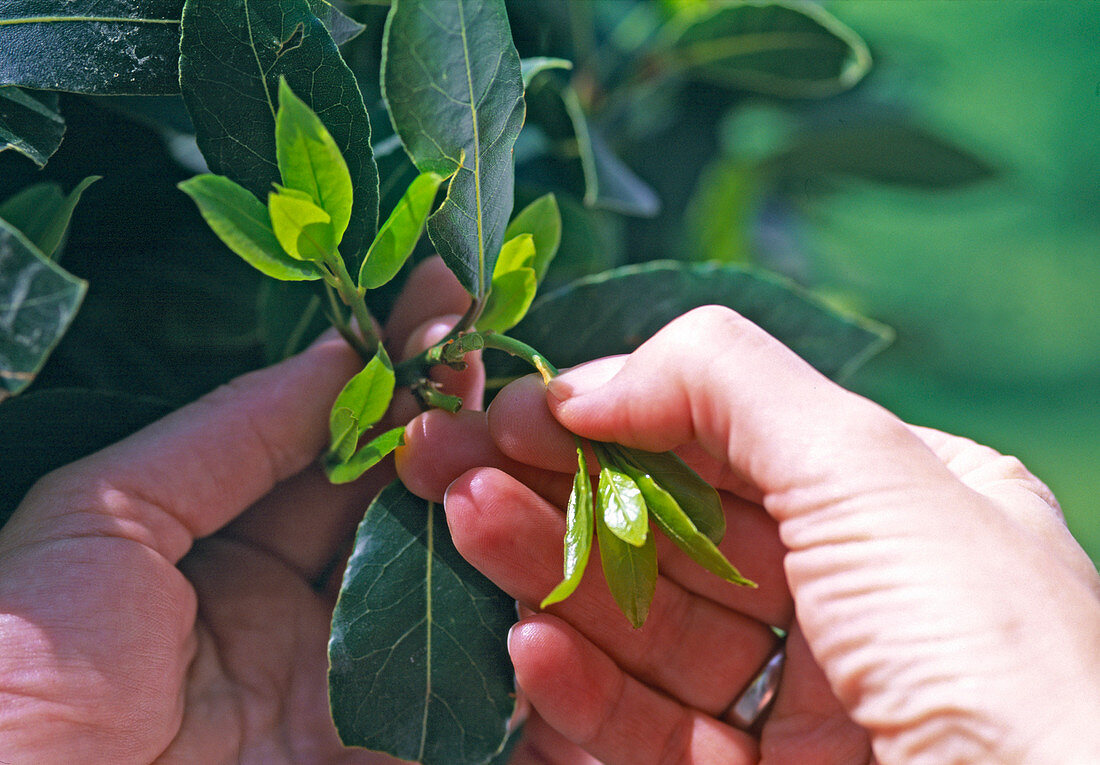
[397,305,1100,764]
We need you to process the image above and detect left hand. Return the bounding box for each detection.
[0,258,480,762]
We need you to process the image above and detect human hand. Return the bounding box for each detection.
[0,258,480,762]
[398,306,1100,764]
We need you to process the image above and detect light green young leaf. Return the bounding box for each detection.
[595,448,649,548]
[477,268,537,334]
[179,175,322,281]
[359,170,445,290]
[268,188,335,262]
[540,442,594,609]
[626,467,754,587]
[479,234,538,332]
[520,57,573,88]
[504,194,562,283]
[0,176,99,259]
[616,445,725,544]
[596,506,657,629]
[325,426,405,484]
[329,407,359,464]
[275,78,354,242]
[328,347,395,454]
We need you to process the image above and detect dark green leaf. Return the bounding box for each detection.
[0,176,99,259]
[179,175,323,281]
[0,389,171,528]
[180,0,378,259]
[594,443,649,547]
[616,446,725,545]
[307,0,365,46]
[595,502,657,629]
[0,2,182,94]
[0,220,86,397]
[661,0,871,98]
[490,261,892,384]
[359,170,446,290]
[327,348,395,454]
[541,441,594,608]
[764,122,997,189]
[622,464,754,588]
[382,0,526,298]
[276,78,354,241]
[329,481,517,763]
[520,56,573,88]
[257,281,328,363]
[504,193,561,283]
[267,187,336,262]
[0,87,64,166]
[325,426,404,484]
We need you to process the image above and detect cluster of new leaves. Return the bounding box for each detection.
[545,440,754,628]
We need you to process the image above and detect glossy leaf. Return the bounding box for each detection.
[661,0,871,98]
[490,261,892,384]
[276,78,354,241]
[0,87,64,166]
[616,446,725,545]
[0,176,99,259]
[179,175,322,281]
[0,389,171,527]
[0,2,182,94]
[359,171,445,290]
[594,444,649,547]
[623,465,754,588]
[307,0,365,46]
[541,442,595,609]
[325,426,404,484]
[478,234,537,333]
[595,502,657,629]
[329,481,517,763]
[267,188,335,262]
[327,348,395,456]
[179,0,378,259]
[382,0,526,298]
[503,194,561,283]
[0,219,87,397]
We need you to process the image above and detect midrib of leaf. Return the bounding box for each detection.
[243,0,277,121]
[419,502,435,762]
[0,17,179,26]
[456,0,486,297]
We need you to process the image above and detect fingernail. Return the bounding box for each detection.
[546,359,617,401]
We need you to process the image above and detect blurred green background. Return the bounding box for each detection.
[787,2,1100,562]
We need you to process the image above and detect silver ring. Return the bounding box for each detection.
[726,643,785,730]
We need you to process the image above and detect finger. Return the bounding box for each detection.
[508,713,603,765]
[383,256,472,358]
[6,330,362,564]
[758,625,871,764]
[445,467,780,714]
[396,408,569,505]
[509,614,758,765]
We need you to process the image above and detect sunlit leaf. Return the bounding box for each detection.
[359,171,446,290]
[325,426,404,484]
[504,194,561,283]
[382,0,525,298]
[267,188,335,262]
[179,175,322,281]
[595,503,657,629]
[541,442,594,608]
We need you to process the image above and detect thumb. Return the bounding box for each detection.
[545,305,951,520]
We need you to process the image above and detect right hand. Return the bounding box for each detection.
[398,306,1100,764]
